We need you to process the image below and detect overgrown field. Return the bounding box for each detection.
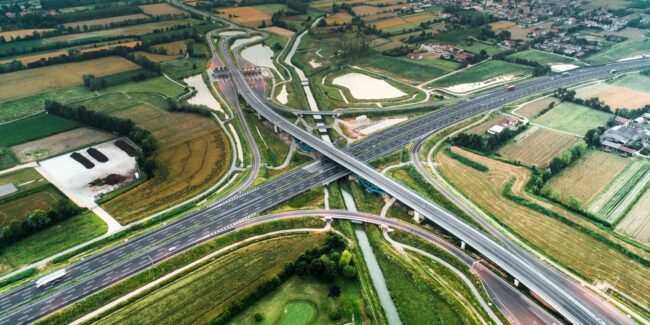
[436,147,650,306]
[93,233,326,324]
[429,60,532,88]
[0,86,94,123]
[532,102,611,136]
[498,127,580,167]
[585,39,650,64]
[0,168,66,228]
[506,49,577,66]
[547,151,630,207]
[357,54,460,83]
[365,225,487,324]
[0,56,139,102]
[77,92,231,223]
[0,114,80,147]
[0,212,106,275]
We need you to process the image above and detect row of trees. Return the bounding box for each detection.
[44,100,158,156]
[166,98,212,117]
[527,143,587,195]
[449,124,527,154]
[0,201,81,247]
[82,69,157,90]
[494,51,550,76]
[554,88,612,113]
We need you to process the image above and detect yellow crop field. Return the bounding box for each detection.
[352,5,381,16]
[62,14,149,28]
[436,147,650,306]
[218,7,271,28]
[133,51,177,62]
[0,29,55,41]
[325,12,354,25]
[498,127,580,167]
[489,20,516,31]
[373,13,435,30]
[576,83,650,110]
[548,151,629,205]
[0,56,140,102]
[139,3,186,16]
[1,41,142,65]
[152,40,186,55]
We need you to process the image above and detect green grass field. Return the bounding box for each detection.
[160,57,207,80]
[585,40,650,64]
[93,234,327,325]
[366,226,484,324]
[100,76,186,98]
[253,3,288,14]
[0,114,80,147]
[532,102,612,135]
[230,276,363,324]
[507,49,577,66]
[244,109,290,167]
[429,60,533,88]
[0,86,94,123]
[356,54,461,83]
[0,212,106,275]
[0,148,17,170]
[610,73,650,93]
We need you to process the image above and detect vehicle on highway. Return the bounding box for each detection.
[506,85,516,91]
[35,269,66,288]
[610,69,618,74]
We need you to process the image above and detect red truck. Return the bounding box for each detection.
[506,85,516,91]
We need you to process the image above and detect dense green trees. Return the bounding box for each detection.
[0,201,81,247]
[449,124,527,154]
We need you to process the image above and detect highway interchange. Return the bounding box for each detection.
[1,5,650,323]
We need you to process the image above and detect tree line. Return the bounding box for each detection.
[449,123,527,154]
[166,98,212,117]
[210,232,357,324]
[527,142,587,197]
[0,200,81,247]
[554,88,612,113]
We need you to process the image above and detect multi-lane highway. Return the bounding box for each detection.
[225,32,650,323]
[1,7,649,323]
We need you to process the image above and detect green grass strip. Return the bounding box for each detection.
[444,147,489,172]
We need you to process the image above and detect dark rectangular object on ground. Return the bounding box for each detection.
[87,147,109,163]
[70,152,95,169]
[114,139,138,157]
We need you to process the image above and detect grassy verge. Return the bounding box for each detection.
[365,225,485,324]
[36,217,326,325]
[1,212,107,272]
[444,146,489,172]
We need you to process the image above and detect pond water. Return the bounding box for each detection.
[183,74,223,113]
[332,73,406,100]
[241,43,275,69]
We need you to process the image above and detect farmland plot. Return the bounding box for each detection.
[0,56,139,102]
[514,97,558,119]
[11,128,113,163]
[62,14,149,28]
[617,188,650,243]
[436,147,650,306]
[532,102,611,136]
[547,151,629,206]
[498,127,580,167]
[139,3,186,16]
[587,160,650,223]
[93,234,326,324]
[218,7,271,28]
[575,74,650,110]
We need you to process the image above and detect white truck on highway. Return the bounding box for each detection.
[36,269,66,288]
[610,69,618,74]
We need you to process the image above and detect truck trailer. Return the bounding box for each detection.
[36,269,66,288]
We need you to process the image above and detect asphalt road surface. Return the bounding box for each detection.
[0,12,648,324]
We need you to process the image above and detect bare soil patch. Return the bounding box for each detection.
[62,14,149,28]
[515,97,558,119]
[139,3,186,16]
[11,128,113,163]
[325,12,354,25]
[218,7,271,28]
[576,84,650,110]
[262,26,295,37]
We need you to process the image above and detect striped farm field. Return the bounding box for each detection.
[587,160,650,223]
[218,6,271,28]
[0,56,139,102]
[547,151,630,206]
[436,147,650,306]
[617,187,650,244]
[498,127,580,167]
[1,41,141,65]
[62,14,149,28]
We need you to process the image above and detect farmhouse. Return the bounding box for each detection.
[600,125,647,146]
[487,125,505,135]
[407,52,423,60]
